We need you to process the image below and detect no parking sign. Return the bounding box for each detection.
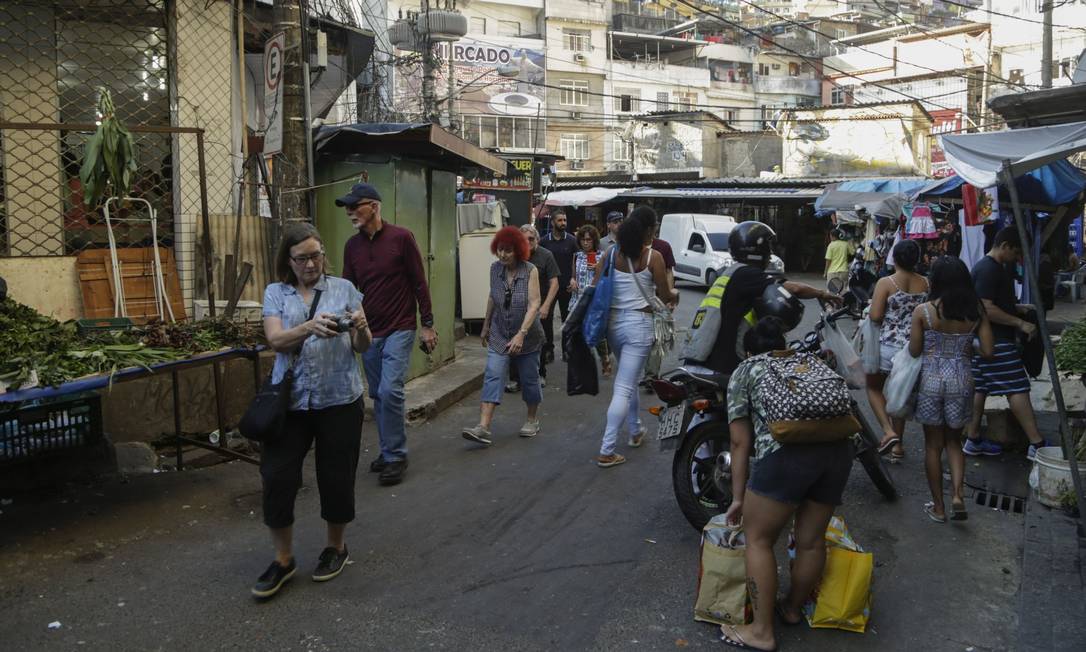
[263,32,285,155]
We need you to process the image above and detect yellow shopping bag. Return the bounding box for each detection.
[803,516,873,633]
[693,516,750,626]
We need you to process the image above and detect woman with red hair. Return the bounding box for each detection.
[462,226,546,446]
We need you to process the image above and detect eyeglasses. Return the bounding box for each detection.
[347,201,376,211]
[290,251,325,264]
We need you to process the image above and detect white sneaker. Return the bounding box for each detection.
[519,420,541,437]
[627,426,647,448]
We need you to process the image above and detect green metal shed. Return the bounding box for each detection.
[313,123,508,381]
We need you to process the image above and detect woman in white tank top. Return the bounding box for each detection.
[592,207,678,468]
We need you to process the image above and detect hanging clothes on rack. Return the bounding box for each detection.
[904,202,938,240]
[959,209,986,271]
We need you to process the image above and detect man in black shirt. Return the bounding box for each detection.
[540,210,578,362]
[965,226,1047,459]
[682,221,840,376]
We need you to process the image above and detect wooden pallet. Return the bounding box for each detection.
[76,247,187,323]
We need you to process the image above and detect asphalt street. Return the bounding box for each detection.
[0,275,1026,651]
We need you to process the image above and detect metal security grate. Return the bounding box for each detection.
[0,1,173,257]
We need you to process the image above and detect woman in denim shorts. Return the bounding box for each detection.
[462,226,545,446]
[721,317,854,652]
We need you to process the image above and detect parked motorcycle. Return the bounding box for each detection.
[649,301,897,532]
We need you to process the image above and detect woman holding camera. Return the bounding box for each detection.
[252,223,372,599]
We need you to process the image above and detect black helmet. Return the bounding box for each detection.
[729,221,776,267]
[753,282,804,332]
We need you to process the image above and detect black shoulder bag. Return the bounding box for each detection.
[239,289,322,442]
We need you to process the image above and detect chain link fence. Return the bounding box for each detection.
[0,1,276,311]
[0,0,173,258]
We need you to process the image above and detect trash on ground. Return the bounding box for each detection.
[47,621,61,630]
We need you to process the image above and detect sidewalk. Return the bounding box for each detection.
[399,336,487,426]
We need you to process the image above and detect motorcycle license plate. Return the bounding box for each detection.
[657,406,684,440]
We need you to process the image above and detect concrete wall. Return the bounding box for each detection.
[718,131,783,177]
[174,0,236,310]
[98,353,272,444]
[0,2,63,256]
[0,256,83,320]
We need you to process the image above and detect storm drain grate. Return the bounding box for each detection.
[974,489,1025,514]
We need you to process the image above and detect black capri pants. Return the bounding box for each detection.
[261,396,364,529]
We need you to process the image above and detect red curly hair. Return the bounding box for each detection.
[490,225,531,261]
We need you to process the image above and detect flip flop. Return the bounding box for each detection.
[878,437,901,455]
[924,502,947,523]
[775,601,803,627]
[889,451,906,464]
[951,502,969,521]
[720,624,778,652]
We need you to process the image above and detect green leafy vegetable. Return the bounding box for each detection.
[80,87,138,208]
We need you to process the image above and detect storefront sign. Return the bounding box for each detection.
[462,157,533,191]
[930,109,963,178]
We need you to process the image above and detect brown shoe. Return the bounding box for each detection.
[596,453,626,468]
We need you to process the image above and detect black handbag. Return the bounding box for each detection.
[239,289,322,442]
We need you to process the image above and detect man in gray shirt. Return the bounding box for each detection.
[599,210,623,251]
[508,224,559,391]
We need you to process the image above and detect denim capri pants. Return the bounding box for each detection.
[481,349,542,405]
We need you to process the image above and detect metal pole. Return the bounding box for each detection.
[299,0,317,220]
[421,1,436,122]
[447,42,456,128]
[197,131,217,318]
[1001,161,1086,523]
[1042,0,1053,88]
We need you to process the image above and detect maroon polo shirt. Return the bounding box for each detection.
[342,223,434,338]
[653,238,676,270]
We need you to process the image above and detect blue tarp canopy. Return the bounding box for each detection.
[814,177,932,221]
[915,159,1086,206]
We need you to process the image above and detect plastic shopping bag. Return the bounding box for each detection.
[883,347,921,418]
[823,319,865,389]
[852,317,882,375]
[802,516,873,633]
[694,515,750,626]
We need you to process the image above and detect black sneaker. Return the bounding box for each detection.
[379,458,408,486]
[312,546,350,582]
[369,455,387,473]
[251,558,296,599]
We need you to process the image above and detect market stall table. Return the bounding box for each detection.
[0,347,264,470]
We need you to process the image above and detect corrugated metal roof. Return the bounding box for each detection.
[555,176,849,189]
[618,187,825,200]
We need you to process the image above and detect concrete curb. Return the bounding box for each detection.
[364,336,488,426]
[1017,498,1086,651]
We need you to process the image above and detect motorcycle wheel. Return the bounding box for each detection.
[672,420,732,532]
[853,407,898,500]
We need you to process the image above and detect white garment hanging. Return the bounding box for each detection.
[959,209,986,271]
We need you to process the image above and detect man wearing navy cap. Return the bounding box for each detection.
[338,182,437,486]
[600,210,623,251]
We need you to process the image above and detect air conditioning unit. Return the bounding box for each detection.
[606,161,630,172]
[570,111,583,120]
[573,53,588,64]
[569,160,585,170]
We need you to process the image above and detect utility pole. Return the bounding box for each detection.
[1042,0,1053,88]
[420,0,437,122]
[275,0,310,219]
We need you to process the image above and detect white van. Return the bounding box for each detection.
[659,213,785,286]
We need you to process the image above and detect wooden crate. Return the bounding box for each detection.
[76,247,187,323]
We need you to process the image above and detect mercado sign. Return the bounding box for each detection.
[393,38,546,119]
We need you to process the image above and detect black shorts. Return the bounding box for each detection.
[747,440,853,507]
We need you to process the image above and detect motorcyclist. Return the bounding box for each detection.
[681,221,843,376]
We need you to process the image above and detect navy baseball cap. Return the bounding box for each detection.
[335,182,382,206]
[606,210,624,223]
